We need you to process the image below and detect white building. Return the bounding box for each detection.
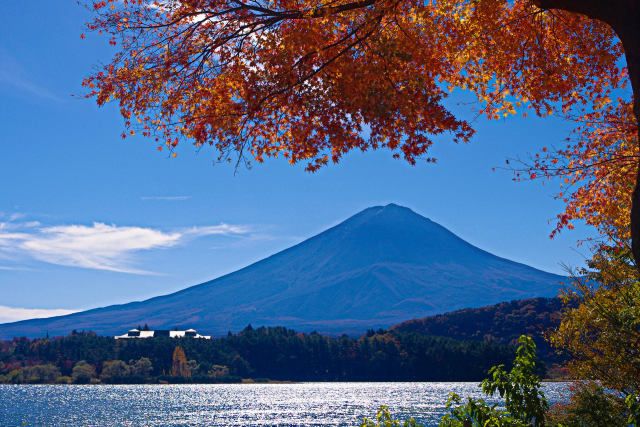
[115,328,211,339]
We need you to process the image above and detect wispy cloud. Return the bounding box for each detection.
[183,224,250,237]
[7,213,25,221]
[0,217,249,274]
[0,305,78,324]
[0,219,40,231]
[0,48,65,103]
[141,196,192,201]
[19,223,182,274]
[0,265,31,271]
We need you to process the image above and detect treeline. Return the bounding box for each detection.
[390,297,568,364]
[0,326,515,384]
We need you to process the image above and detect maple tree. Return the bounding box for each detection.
[517,96,637,249]
[83,0,640,262]
[550,245,640,396]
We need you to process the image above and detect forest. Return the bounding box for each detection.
[392,297,567,364]
[0,326,515,384]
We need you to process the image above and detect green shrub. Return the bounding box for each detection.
[72,360,96,384]
[361,335,548,427]
[56,376,72,384]
[360,405,421,427]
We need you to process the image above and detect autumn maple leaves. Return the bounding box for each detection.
[84,0,635,257]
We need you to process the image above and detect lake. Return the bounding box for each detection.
[0,382,569,426]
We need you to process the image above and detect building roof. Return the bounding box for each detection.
[115,329,211,339]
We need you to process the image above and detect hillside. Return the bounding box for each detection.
[390,297,567,364]
[0,204,565,339]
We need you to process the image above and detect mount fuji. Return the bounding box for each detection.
[0,204,565,339]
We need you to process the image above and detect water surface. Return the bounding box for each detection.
[0,382,569,426]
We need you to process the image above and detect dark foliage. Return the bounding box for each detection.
[0,326,514,383]
[390,297,569,365]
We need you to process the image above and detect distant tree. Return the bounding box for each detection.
[229,355,252,378]
[22,364,61,384]
[56,376,73,384]
[392,297,567,365]
[0,321,515,383]
[6,369,24,384]
[171,346,189,377]
[101,360,130,380]
[130,357,153,378]
[208,365,230,379]
[186,360,200,377]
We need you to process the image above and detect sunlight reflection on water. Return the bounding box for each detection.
[0,382,569,426]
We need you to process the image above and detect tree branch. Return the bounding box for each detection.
[531,0,619,25]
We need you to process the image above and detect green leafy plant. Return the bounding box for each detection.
[626,394,640,426]
[362,336,548,427]
[360,405,421,427]
[440,336,548,426]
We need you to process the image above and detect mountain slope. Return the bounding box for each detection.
[390,297,568,364]
[0,204,566,338]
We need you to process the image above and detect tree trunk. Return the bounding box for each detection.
[616,18,640,267]
[606,7,640,266]
[537,0,640,265]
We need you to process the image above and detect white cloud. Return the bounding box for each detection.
[0,219,249,274]
[19,223,182,274]
[0,231,29,247]
[0,305,78,324]
[0,220,39,231]
[183,224,250,237]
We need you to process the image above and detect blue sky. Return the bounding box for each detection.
[0,1,595,322]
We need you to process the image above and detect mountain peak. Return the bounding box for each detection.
[376,203,417,216]
[0,205,564,339]
[344,203,432,228]
[361,202,416,214]
[383,202,409,210]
